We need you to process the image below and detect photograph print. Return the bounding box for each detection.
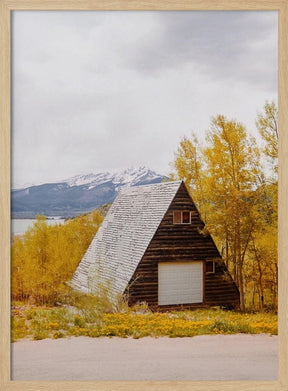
[11,10,278,381]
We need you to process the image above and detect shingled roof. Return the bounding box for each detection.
[71,180,182,298]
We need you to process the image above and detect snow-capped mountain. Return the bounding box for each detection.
[12,167,169,218]
[66,167,164,189]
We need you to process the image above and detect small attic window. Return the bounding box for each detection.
[206,261,215,274]
[173,211,191,224]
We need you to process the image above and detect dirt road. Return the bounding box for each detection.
[11,334,277,381]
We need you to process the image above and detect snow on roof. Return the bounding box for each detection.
[71,180,182,298]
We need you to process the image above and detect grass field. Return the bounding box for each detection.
[11,300,278,342]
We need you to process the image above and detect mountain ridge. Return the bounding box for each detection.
[12,167,169,218]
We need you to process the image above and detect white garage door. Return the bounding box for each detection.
[158,262,203,305]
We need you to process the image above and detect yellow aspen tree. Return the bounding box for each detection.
[204,115,260,311]
[172,135,210,222]
[248,230,278,310]
[256,101,278,170]
[248,101,278,310]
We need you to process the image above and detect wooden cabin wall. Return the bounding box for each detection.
[125,182,240,310]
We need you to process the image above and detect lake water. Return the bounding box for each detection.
[11,219,65,235]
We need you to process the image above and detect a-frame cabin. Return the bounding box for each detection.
[71,181,240,310]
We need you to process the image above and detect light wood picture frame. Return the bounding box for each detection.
[1,1,287,390]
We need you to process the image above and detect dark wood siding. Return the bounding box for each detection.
[125,182,240,310]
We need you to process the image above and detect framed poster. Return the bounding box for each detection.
[1,1,287,390]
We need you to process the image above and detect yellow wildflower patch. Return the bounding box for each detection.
[11,303,278,341]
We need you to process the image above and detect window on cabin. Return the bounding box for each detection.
[182,211,190,224]
[173,211,182,224]
[206,261,215,274]
[173,211,191,224]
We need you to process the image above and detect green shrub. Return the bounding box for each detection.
[74,315,86,328]
[53,331,64,339]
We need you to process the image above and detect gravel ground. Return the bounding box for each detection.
[11,334,277,381]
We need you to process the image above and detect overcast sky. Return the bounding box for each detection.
[12,11,277,188]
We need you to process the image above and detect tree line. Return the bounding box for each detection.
[11,212,103,305]
[171,102,278,311]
